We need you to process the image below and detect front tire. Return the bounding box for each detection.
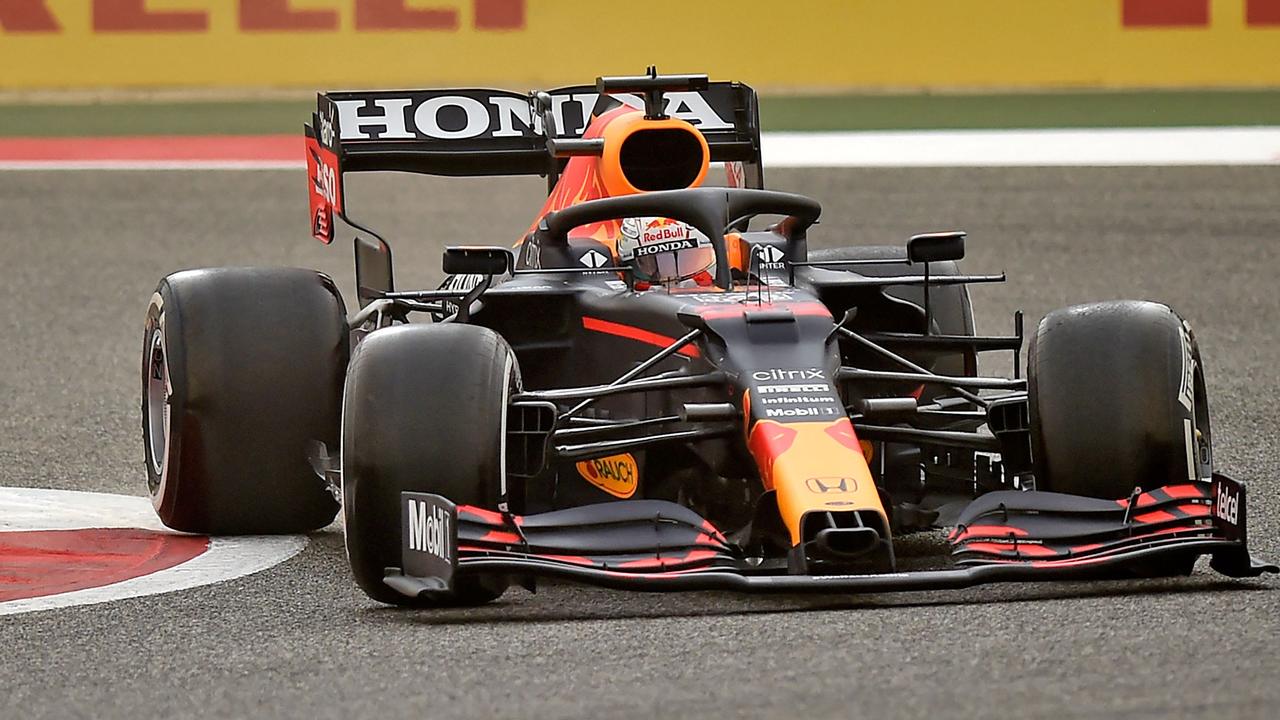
[1028,300,1211,499]
[342,324,517,606]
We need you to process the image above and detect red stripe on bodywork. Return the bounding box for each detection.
[455,546,599,567]
[478,530,522,545]
[1178,503,1212,518]
[1162,484,1208,499]
[458,506,505,524]
[615,549,720,569]
[1134,509,1178,524]
[961,541,1057,557]
[1027,529,1215,568]
[950,524,1030,542]
[538,553,596,566]
[581,316,700,358]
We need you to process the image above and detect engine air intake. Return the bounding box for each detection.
[619,128,707,191]
[600,115,710,196]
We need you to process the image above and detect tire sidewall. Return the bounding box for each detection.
[143,283,187,523]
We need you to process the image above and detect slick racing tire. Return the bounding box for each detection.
[142,268,348,534]
[342,324,517,607]
[1028,301,1212,499]
[808,245,975,377]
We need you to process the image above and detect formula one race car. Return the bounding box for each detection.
[141,70,1274,605]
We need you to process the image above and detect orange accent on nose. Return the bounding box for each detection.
[749,419,888,545]
[747,421,798,490]
[824,418,859,450]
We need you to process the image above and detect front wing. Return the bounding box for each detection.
[383,474,1275,599]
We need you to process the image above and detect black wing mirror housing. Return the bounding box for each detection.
[907,231,966,264]
[443,246,514,276]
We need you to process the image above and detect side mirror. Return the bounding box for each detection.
[443,246,513,276]
[907,231,966,264]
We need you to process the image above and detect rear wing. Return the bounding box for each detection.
[304,76,762,243]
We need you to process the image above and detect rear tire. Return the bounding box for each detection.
[342,324,517,606]
[142,267,348,534]
[1028,300,1211,499]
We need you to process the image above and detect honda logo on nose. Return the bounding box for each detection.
[805,477,856,494]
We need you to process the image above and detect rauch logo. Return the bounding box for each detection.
[576,453,639,499]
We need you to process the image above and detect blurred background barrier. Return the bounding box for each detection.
[1,0,1278,91]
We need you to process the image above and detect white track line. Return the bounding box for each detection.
[1,127,1277,170]
[761,127,1280,167]
[2,486,173,532]
[0,486,307,616]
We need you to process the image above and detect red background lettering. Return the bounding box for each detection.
[240,0,339,31]
[1246,0,1280,25]
[1122,0,1210,27]
[0,0,60,32]
[93,0,209,32]
[474,0,523,29]
[355,0,458,30]
[2,1,1255,37]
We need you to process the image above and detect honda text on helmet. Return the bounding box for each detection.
[617,216,716,287]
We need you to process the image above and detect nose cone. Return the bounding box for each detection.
[797,509,895,573]
[747,416,890,550]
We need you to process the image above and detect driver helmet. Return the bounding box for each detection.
[617,217,716,286]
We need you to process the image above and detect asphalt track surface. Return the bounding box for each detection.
[1,167,1278,719]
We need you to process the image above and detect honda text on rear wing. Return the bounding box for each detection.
[304,73,763,244]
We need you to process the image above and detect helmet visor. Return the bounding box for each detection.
[623,217,716,283]
[633,243,715,283]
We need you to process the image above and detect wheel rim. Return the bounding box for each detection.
[1191,364,1213,479]
[145,327,170,486]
